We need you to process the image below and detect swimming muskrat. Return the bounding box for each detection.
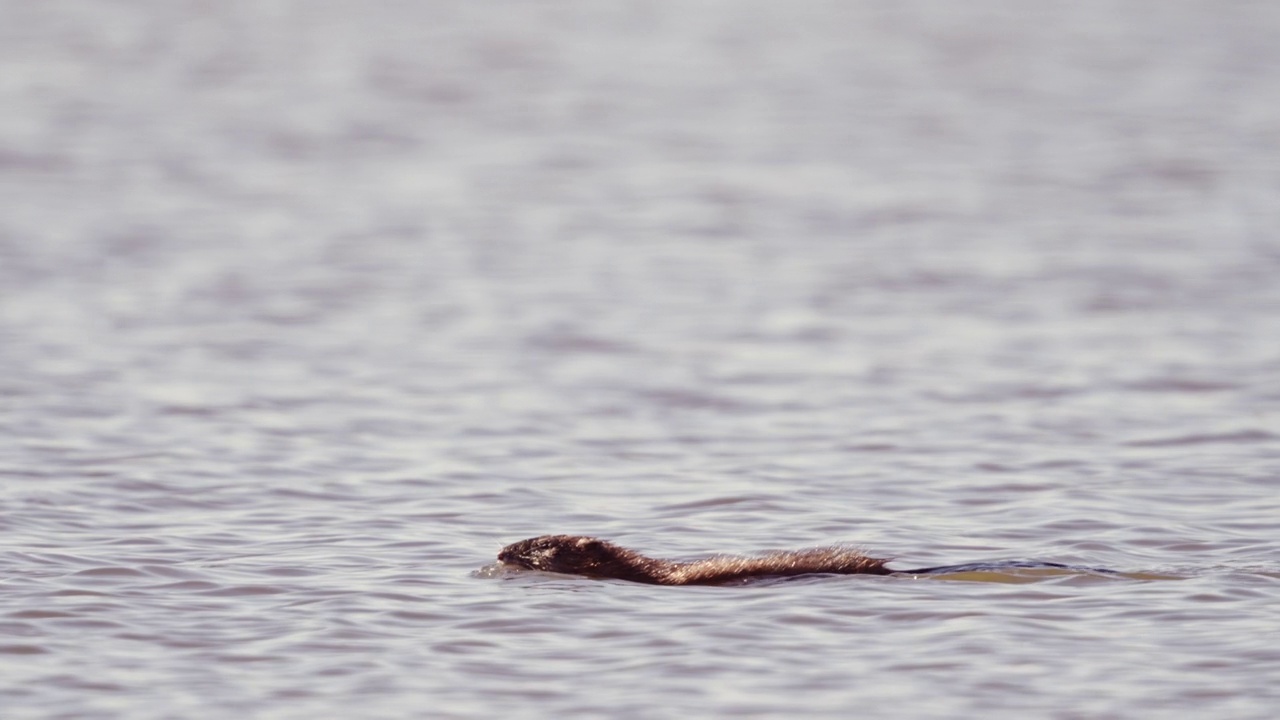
[498,535,1095,585]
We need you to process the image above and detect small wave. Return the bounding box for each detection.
[1123,378,1239,393]
[1123,430,1276,447]
[0,644,49,655]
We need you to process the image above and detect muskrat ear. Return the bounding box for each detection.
[568,537,602,554]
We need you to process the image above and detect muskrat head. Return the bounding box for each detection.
[498,535,624,577]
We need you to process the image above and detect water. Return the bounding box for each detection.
[2,1,1279,718]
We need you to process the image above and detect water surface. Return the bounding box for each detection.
[2,2,1279,718]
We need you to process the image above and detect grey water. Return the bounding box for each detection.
[2,1,1279,718]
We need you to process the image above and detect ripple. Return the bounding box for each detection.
[197,585,290,597]
[70,567,150,578]
[7,610,76,619]
[0,644,48,655]
[1123,430,1276,447]
[1124,378,1240,393]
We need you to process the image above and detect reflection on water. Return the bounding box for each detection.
[906,567,1186,584]
[3,1,1279,719]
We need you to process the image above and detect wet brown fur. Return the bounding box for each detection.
[498,535,892,585]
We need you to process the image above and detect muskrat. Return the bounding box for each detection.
[497,535,1097,585]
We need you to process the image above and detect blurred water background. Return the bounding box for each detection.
[2,1,1279,718]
